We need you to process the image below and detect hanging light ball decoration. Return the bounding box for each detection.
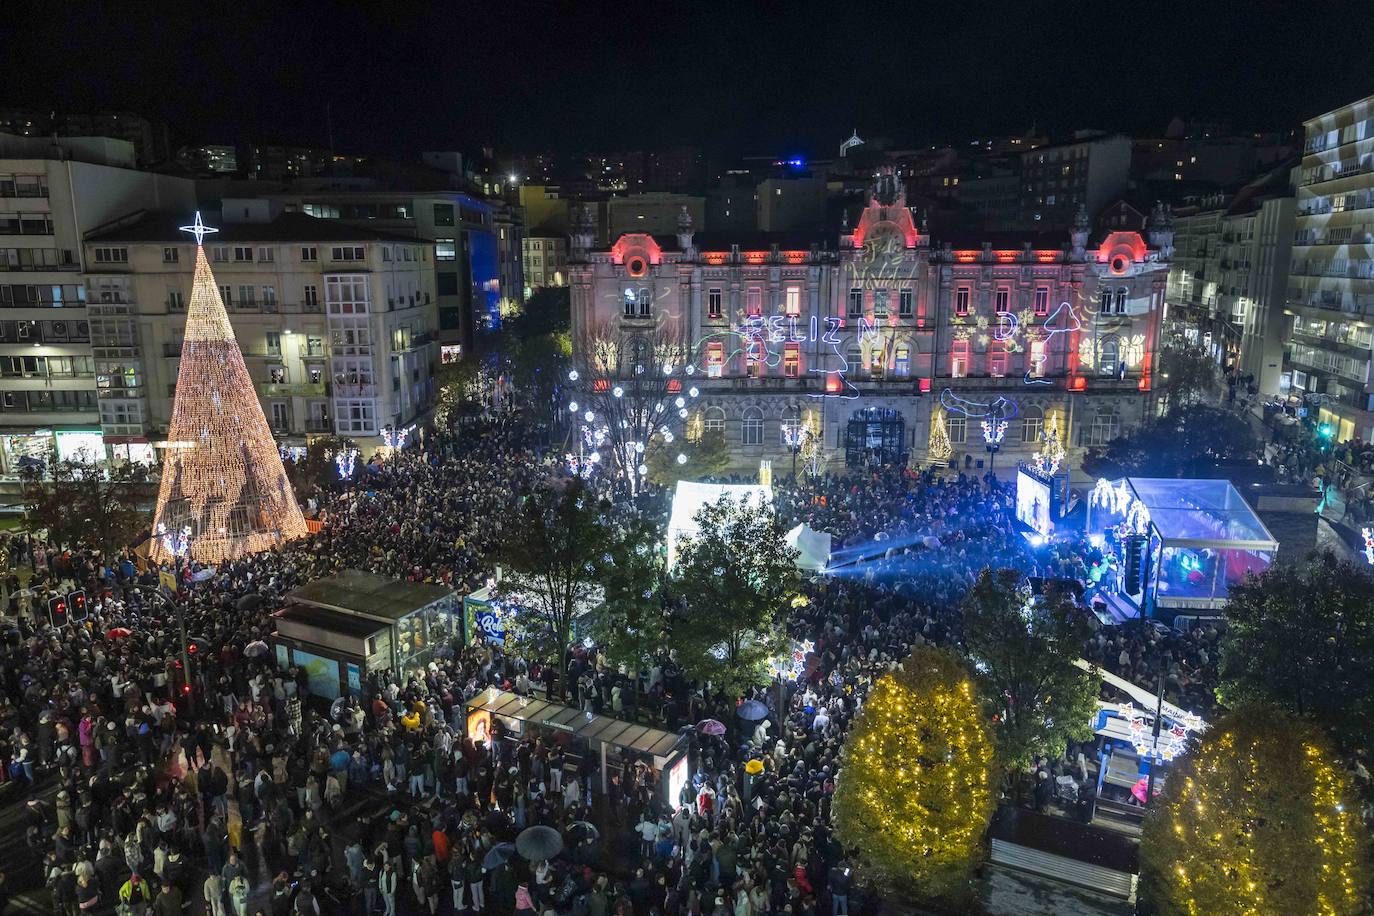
[568,349,701,492]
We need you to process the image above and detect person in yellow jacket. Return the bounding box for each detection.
[118,873,152,916]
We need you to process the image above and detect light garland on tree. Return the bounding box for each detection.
[1031,416,1065,477]
[832,647,995,901]
[567,342,700,493]
[150,214,308,563]
[1141,707,1369,916]
[928,406,953,465]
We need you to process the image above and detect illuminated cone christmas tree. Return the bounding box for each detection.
[150,213,307,564]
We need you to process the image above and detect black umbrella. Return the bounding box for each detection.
[737,700,768,721]
[515,825,563,861]
[236,593,264,611]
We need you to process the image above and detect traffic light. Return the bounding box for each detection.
[47,596,68,628]
[1122,535,1148,596]
[67,590,87,622]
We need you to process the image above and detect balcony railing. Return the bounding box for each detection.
[259,381,326,398]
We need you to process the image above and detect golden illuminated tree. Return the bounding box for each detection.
[1140,705,1371,916]
[833,646,996,906]
[927,406,953,465]
[150,214,307,563]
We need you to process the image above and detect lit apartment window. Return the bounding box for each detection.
[706,342,725,377]
[952,339,969,378]
[785,286,801,317]
[1030,340,1046,377]
[783,343,800,377]
[435,239,456,261]
[894,345,910,377]
[989,340,1007,377]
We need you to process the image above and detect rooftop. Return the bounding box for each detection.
[285,569,455,622]
[85,210,426,245]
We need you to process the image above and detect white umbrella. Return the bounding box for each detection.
[243,640,270,658]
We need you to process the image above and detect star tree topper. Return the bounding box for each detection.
[178,211,219,247]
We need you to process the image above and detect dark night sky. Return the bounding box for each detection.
[6,1,1374,160]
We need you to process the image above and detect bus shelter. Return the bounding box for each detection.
[465,688,690,808]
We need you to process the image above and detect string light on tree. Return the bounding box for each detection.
[832,646,995,904]
[928,406,954,465]
[149,213,308,563]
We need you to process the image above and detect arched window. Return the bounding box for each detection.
[1099,336,1119,375]
[1114,286,1128,314]
[628,337,650,374]
[870,342,887,378]
[1098,288,1112,314]
[703,406,726,434]
[1021,405,1044,443]
[1088,407,1119,446]
[622,288,637,317]
[741,407,764,446]
[639,287,652,317]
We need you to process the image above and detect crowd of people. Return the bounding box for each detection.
[0,415,1258,916]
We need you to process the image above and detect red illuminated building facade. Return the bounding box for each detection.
[569,169,1173,471]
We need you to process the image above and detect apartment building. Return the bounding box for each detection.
[523,236,568,291]
[82,206,437,453]
[1285,94,1374,440]
[1018,134,1132,228]
[0,133,193,473]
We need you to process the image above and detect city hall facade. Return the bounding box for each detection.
[569,172,1174,473]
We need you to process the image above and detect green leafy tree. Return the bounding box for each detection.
[1140,705,1371,916]
[508,331,571,427]
[644,430,731,486]
[587,513,668,673]
[833,645,996,907]
[286,435,351,499]
[961,568,1099,776]
[1157,343,1220,413]
[1083,403,1258,479]
[22,448,151,552]
[513,287,571,339]
[496,480,613,695]
[670,497,799,696]
[1218,553,1374,756]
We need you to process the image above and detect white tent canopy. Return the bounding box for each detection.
[786,523,832,572]
[667,481,773,568]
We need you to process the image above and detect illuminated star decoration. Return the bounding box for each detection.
[178,211,219,247]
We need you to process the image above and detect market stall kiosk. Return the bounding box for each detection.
[465,687,690,808]
[272,569,458,699]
